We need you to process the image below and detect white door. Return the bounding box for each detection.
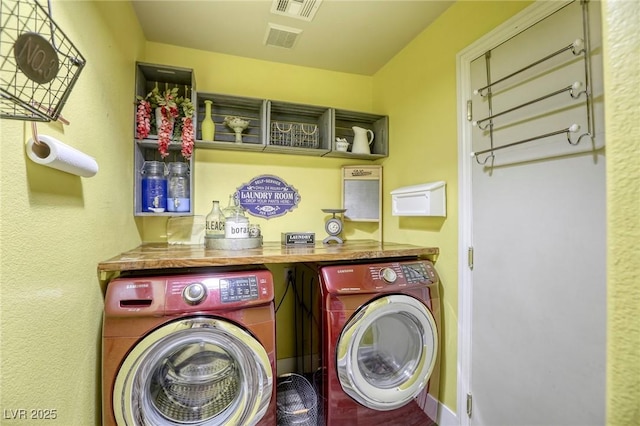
[459,1,606,425]
[113,316,273,426]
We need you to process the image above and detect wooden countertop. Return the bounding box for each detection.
[97,240,439,273]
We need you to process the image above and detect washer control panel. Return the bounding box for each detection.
[220,276,259,303]
[105,268,274,316]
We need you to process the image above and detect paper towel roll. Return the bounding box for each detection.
[26,135,98,177]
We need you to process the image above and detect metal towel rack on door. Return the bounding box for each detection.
[471,124,584,158]
[472,81,585,130]
[471,0,595,164]
[473,38,585,97]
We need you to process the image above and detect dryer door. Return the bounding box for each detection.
[113,316,272,426]
[336,294,438,411]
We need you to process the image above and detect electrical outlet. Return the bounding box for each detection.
[283,266,294,283]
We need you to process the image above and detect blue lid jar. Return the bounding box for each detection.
[141,161,167,213]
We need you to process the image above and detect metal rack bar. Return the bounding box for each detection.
[580,0,595,138]
[483,50,495,157]
[471,124,580,159]
[474,38,584,97]
[474,81,583,129]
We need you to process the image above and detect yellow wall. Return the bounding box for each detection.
[602,1,640,424]
[0,1,143,423]
[373,0,531,410]
[1,1,637,424]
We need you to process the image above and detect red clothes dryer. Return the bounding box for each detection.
[102,267,276,426]
[318,259,441,425]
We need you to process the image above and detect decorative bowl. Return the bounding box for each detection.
[224,116,250,143]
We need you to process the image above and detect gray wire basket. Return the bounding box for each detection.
[1,0,86,122]
[270,121,319,149]
[276,373,318,426]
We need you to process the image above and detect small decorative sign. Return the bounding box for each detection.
[237,175,301,219]
[281,232,315,246]
[13,32,60,84]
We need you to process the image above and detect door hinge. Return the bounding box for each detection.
[466,100,473,121]
[468,247,474,270]
[466,392,473,417]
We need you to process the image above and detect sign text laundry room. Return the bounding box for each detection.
[237,175,300,219]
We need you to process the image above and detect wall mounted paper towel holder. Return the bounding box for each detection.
[27,118,99,178]
[29,107,70,147]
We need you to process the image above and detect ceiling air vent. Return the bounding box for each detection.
[271,0,322,22]
[264,23,302,49]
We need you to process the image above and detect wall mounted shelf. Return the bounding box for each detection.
[192,92,389,160]
[133,62,196,217]
[194,92,266,151]
[325,109,389,159]
[132,63,389,217]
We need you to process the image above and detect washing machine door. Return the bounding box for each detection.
[113,316,272,425]
[336,294,438,411]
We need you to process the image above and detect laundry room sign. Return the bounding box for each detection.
[236,175,300,219]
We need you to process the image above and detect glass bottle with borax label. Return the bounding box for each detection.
[205,200,225,238]
[224,194,249,238]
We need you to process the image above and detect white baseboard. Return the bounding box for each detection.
[437,401,458,426]
[425,392,457,426]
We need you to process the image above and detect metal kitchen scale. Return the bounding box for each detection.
[321,208,346,244]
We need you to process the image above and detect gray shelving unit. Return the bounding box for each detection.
[194,92,267,152]
[265,100,332,156]
[325,109,389,160]
[191,92,388,159]
[130,62,389,217]
[133,62,196,217]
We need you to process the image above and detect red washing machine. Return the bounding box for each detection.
[318,259,441,425]
[102,267,277,426]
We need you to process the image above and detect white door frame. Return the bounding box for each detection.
[455,2,572,425]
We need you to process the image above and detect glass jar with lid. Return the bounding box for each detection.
[167,162,190,212]
[140,161,167,213]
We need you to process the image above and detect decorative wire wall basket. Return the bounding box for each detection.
[1,0,86,122]
[270,121,319,149]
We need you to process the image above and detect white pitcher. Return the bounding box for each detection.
[351,126,374,154]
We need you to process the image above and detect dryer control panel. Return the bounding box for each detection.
[320,259,438,295]
[401,262,434,284]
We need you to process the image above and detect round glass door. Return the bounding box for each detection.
[336,294,438,411]
[114,317,272,425]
